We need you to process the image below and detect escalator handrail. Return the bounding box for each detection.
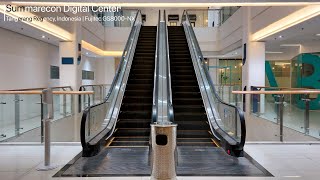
[152,10,160,123]
[80,10,142,152]
[164,10,174,123]
[182,10,246,150]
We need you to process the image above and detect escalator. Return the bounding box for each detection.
[57,10,270,178]
[168,11,246,157]
[168,26,218,147]
[108,26,156,147]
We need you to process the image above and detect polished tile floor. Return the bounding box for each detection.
[0,144,320,180]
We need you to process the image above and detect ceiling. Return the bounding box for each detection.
[264,15,320,53]
[0,13,62,46]
[4,0,320,6]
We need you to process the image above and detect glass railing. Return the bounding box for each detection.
[250,86,320,140]
[0,86,76,142]
[182,10,245,156]
[215,84,242,108]
[220,7,241,25]
[182,8,240,27]
[81,10,143,157]
[79,84,111,112]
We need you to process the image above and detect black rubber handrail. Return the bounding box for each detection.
[182,10,246,153]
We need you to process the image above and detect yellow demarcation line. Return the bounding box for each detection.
[211,138,221,147]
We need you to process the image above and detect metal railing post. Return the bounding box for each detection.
[37,88,58,171]
[302,94,310,135]
[275,94,285,142]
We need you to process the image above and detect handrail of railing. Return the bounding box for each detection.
[80,10,142,157]
[0,91,92,95]
[164,10,174,123]
[251,86,310,90]
[182,10,246,156]
[152,10,161,124]
[2,86,73,91]
[233,90,320,95]
[79,84,108,88]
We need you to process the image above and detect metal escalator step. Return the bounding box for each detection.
[122,96,153,104]
[116,120,150,128]
[172,86,200,92]
[127,79,153,84]
[126,84,153,90]
[118,111,152,119]
[172,80,198,86]
[173,98,204,105]
[174,113,207,121]
[123,90,153,97]
[114,128,150,137]
[174,105,205,113]
[177,138,212,142]
[177,130,212,138]
[176,121,210,130]
[172,92,202,99]
[113,137,149,141]
[109,141,149,147]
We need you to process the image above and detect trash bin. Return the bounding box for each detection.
[150,123,177,180]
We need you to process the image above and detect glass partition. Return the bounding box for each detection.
[251,87,320,140]
[183,8,240,28]
[0,86,76,142]
[79,84,110,112]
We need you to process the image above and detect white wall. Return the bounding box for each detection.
[81,56,115,86]
[105,27,131,51]
[96,57,116,85]
[0,28,59,90]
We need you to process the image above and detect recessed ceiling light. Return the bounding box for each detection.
[266,51,283,54]
[235,52,238,55]
[86,52,89,55]
[280,44,301,47]
[41,35,45,38]
[278,35,283,38]
[316,34,320,36]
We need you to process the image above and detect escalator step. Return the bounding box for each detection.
[177,121,210,130]
[126,84,153,90]
[177,130,211,138]
[177,138,212,142]
[117,119,150,128]
[172,80,198,86]
[114,128,150,137]
[109,141,149,147]
[122,96,153,104]
[127,79,153,84]
[172,92,202,99]
[124,90,153,97]
[174,105,205,113]
[173,98,203,105]
[113,137,149,141]
[174,113,207,121]
[118,111,152,119]
[172,86,200,92]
